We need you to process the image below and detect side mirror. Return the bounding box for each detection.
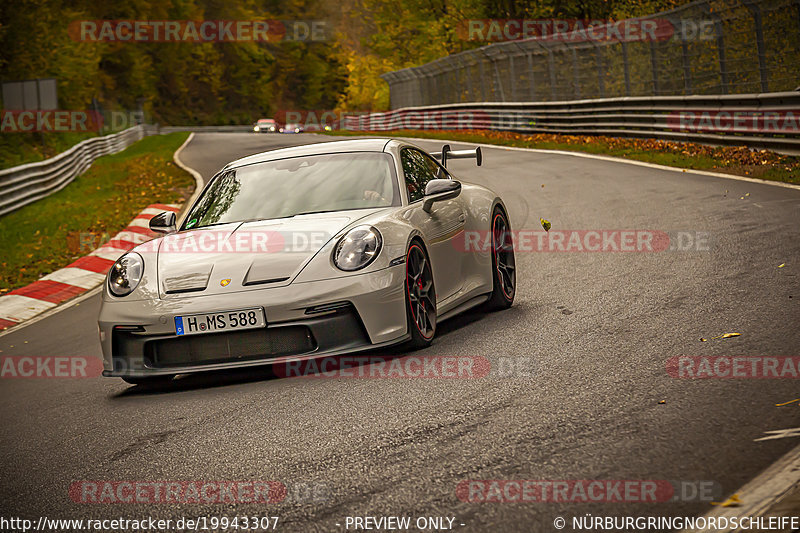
[149,211,177,234]
[422,179,461,212]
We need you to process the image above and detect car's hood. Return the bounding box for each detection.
[155,209,379,298]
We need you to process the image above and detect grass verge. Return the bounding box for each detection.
[0,132,194,292]
[325,129,800,184]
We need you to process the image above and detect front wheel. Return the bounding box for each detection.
[405,242,436,349]
[485,208,516,310]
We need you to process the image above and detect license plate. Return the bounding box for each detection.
[175,308,266,336]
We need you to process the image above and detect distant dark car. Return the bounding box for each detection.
[253,118,277,133]
[280,123,303,134]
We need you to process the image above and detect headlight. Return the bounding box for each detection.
[108,253,144,296]
[333,226,382,271]
[254,126,260,132]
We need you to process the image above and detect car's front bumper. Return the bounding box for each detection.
[99,265,408,377]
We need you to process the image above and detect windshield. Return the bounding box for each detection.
[183,152,398,229]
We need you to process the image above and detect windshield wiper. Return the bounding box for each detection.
[291,209,340,216]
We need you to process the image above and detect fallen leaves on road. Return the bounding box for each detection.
[700,332,741,342]
[778,263,786,268]
[711,494,741,507]
[776,399,800,407]
[540,218,551,231]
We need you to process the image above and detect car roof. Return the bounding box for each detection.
[225,138,394,169]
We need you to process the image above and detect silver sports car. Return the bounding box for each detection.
[98,139,516,384]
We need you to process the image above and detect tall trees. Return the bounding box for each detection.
[0,0,703,120]
[0,0,346,124]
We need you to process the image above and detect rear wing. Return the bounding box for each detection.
[431,144,482,168]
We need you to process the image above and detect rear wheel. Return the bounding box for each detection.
[405,242,436,349]
[486,208,516,310]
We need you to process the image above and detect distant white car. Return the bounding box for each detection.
[253,118,277,133]
[98,139,515,385]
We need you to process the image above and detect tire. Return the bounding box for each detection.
[404,241,437,349]
[485,207,516,311]
[122,375,175,387]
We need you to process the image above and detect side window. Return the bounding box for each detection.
[401,148,448,202]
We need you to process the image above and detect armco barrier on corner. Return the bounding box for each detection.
[0,124,158,217]
[338,91,800,154]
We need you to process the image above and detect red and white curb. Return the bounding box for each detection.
[0,203,180,331]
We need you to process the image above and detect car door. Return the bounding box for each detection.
[401,147,465,303]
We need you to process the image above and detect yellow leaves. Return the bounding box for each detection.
[700,332,741,342]
[776,399,800,407]
[540,218,551,232]
[711,494,741,507]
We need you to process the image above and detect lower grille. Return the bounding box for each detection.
[111,304,372,374]
[145,326,315,368]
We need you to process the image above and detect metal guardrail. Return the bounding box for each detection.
[339,91,800,153]
[0,125,156,217]
[381,0,800,109]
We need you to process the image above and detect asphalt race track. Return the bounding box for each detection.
[1,132,799,531]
